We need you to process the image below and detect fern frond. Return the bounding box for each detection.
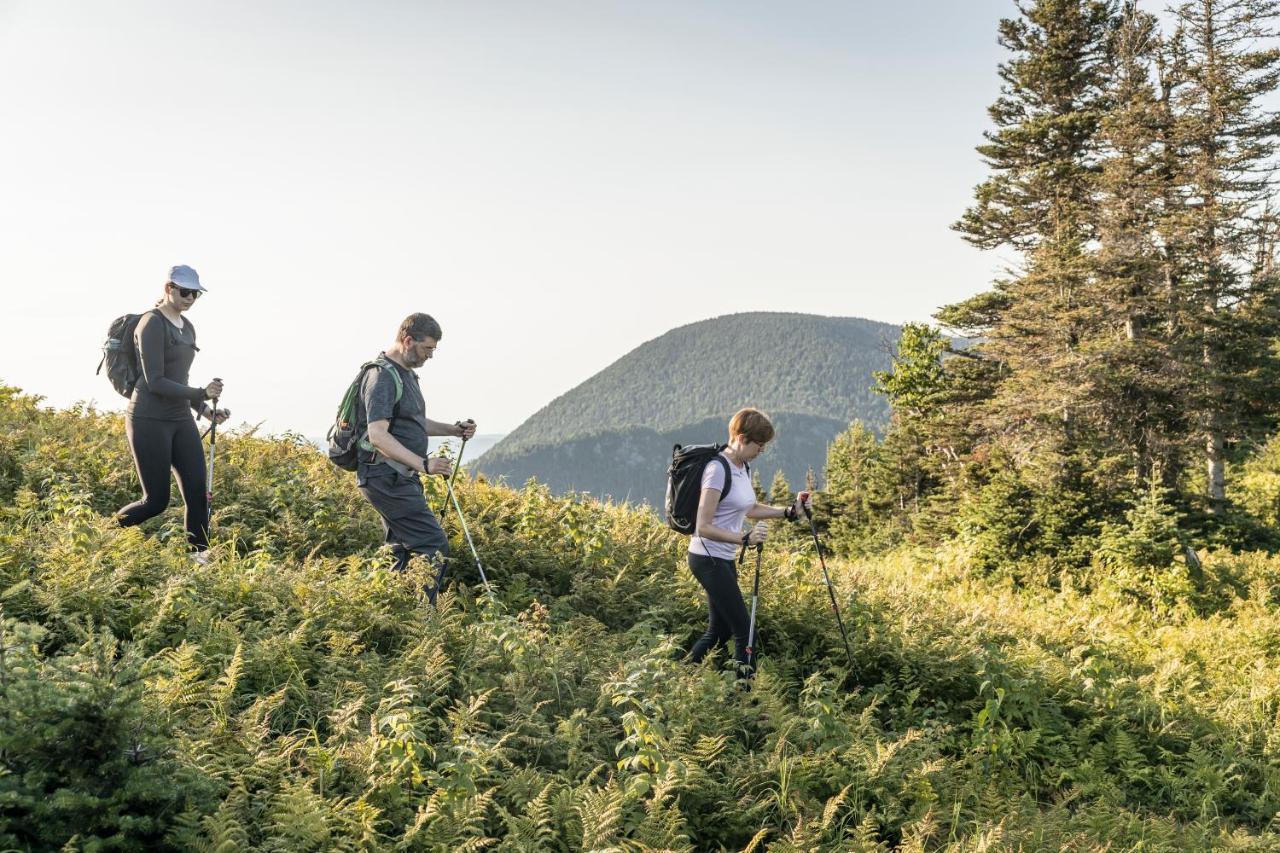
[577,778,625,851]
[740,827,771,853]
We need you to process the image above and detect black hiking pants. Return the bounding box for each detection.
[117,415,209,551]
[687,552,752,677]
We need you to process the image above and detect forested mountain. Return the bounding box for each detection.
[477,312,900,505]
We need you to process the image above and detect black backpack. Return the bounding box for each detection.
[327,356,403,471]
[97,313,146,398]
[665,443,741,535]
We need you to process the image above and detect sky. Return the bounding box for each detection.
[0,0,1014,437]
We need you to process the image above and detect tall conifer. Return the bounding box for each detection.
[1166,0,1280,512]
[947,0,1117,466]
[1089,2,1191,487]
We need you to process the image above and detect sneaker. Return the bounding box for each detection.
[191,551,210,566]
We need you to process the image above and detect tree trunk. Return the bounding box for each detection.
[1206,421,1226,513]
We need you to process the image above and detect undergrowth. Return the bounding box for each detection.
[2,385,1280,850]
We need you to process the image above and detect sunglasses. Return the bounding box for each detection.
[169,284,202,299]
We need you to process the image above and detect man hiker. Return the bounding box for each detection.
[357,313,477,598]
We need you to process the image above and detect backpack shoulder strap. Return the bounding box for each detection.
[718,454,732,502]
[356,357,407,463]
[372,355,404,410]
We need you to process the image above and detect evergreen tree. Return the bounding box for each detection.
[948,0,1118,465]
[767,470,793,508]
[824,422,884,551]
[1088,2,1193,490]
[870,323,980,534]
[1164,0,1280,513]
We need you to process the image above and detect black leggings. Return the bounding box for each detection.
[687,552,752,676]
[117,416,209,551]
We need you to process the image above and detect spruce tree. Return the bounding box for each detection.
[948,0,1117,467]
[1165,0,1280,513]
[1089,2,1193,489]
[824,421,902,551]
[767,469,793,508]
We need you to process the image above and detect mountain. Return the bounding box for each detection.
[476,312,900,505]
[306,434,506,460]
[437,433,505,463]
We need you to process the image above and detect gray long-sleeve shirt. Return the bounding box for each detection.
[127,309,205,421]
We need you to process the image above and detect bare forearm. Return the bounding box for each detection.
[694,522,748,544]
[425,418,462,437]
[368,430,424,470]
[746,503,788,520]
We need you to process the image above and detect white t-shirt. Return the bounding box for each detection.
[688,452,756,560]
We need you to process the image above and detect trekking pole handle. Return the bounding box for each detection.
[206,377,222,417]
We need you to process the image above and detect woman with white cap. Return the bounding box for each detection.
[115,265,228,556]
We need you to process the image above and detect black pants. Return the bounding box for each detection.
[358,467,451,601]
[687,552,752,676]
[117,415,209,551]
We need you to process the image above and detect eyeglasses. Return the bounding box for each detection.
[168,284,201,299]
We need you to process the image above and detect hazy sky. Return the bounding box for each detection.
[0,1,1012,436]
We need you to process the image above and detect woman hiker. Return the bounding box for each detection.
[115,265,229,561]
[685,407,811,678]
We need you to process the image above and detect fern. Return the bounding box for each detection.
[208,642,245,731]
[497,781,559,852]
[577,777,626,852]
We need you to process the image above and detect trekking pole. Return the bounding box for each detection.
[444,474,492,598]
[802,501,854,672]
[438,419,473,524]
[204,379,221,528]
[745,541,763,673]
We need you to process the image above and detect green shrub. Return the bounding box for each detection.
[1094,483,1195,609]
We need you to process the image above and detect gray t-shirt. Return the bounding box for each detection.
[688,452,756,560]
[128,309,205,421]
[357,354,428,480]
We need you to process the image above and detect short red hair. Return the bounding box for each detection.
[729,408,774,445]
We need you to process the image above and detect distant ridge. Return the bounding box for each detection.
[477,312,900,505]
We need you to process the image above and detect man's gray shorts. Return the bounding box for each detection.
[357,467,449,564]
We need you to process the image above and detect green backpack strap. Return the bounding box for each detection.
[374,355,404,408]
[356,356,405,455]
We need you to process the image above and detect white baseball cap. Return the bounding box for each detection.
[167,264,207,292]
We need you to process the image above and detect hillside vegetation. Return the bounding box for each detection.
[479,313,899,504]
[6,387,1280,851]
